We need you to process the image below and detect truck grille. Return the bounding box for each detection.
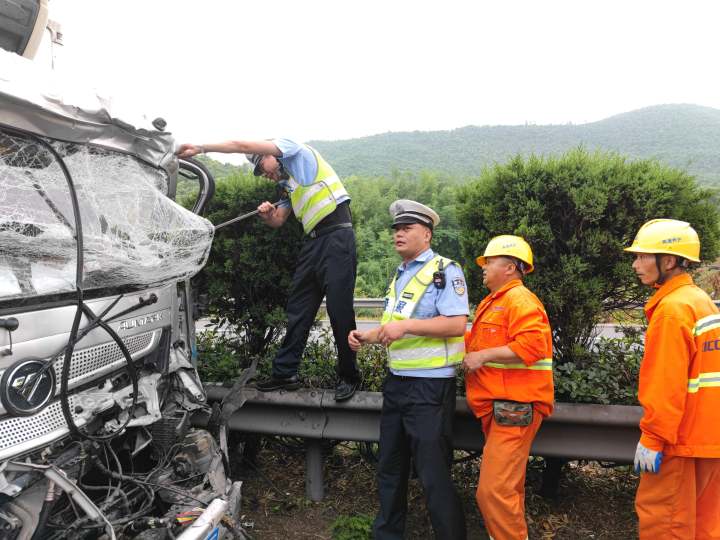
[0,329,162,458]
[0,395,82,460]
[55,329,160,386]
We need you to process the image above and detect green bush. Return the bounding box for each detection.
[193,172,304,364]
[196,328,278,383]
[194,150,720,405]
[457,148,720,366]
[197,325,389,391]
[331,513,374,540]
[297,327,388,391]
[196,329,243,381]
[198,320,646,405]
[554,327,644,405]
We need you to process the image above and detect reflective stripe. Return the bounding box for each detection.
[299,187,336,230]
[287,147,348,234]
[389,339,465,359]
[484,358,553,371]
[324,176,348,197]
[382,256,446,324]
[389,337,465,370]
[382,255,465,370]
[382,257,446,323]
[291,179,327,214]
[694,314,720,337]
[688,371,720,393]
[689,312,720,392]
[292,175,347,215]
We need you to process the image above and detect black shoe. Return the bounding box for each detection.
[334,379,359,402]
[256,375,301,392]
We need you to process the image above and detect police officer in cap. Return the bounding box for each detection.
[178,138,360,401]
[349,200,468,540]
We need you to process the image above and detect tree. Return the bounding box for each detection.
[193,171,303,360]
[457,148,720,365]
[344,171,465,296]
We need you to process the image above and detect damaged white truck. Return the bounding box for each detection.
[0,5,244,538]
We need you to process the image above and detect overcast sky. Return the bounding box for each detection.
[49,0,720,160]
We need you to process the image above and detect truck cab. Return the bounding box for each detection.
[0,3,242,538]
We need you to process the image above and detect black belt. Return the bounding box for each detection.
[390,373,416,381]
[307,222,352,239]
[389,373,454,381]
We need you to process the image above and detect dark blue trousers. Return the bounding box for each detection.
[273,226,359,384]
[373,375,466,540]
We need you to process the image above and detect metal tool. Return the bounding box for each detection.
[213,201,282,231]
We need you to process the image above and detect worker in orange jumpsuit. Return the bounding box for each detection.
[463,235,554,540]
[625,219,720,539]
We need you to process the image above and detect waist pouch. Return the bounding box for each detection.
[493,400,533,427]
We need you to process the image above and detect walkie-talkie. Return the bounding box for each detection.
[433,259,446,289]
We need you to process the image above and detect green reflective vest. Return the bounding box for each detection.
[381,254,465,371]
[287,146,349,234]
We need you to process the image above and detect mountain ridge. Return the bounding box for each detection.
[305,104,720,184]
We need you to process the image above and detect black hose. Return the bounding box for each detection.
[93,457,208,507]
[59,302,138,441]
[8,129,140,441]
[29,291,157,384]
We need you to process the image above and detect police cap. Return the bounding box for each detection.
[245,153,263,176]
[389,199,440,230]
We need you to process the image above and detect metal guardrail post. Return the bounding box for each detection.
[305,439,325,501]
[321,298,386,309]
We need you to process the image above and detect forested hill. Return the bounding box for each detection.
[307,104,720,185]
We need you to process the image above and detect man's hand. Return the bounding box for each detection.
[176,143,203,158]
[634,442,663,474]
[257,201,276,221]
[378,320,407,346]
[348,330,366,352]
[462,351,488,373]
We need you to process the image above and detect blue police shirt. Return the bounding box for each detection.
[389,248,469,378]
[272,138,350,209]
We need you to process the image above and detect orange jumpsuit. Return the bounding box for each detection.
[465,279,554,540]
[635,273,720,539]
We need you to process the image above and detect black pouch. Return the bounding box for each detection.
[493,400,533,427]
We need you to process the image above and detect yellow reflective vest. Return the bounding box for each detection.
[381,254,465,371]
[286,146,349,234]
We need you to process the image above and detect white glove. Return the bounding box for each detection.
[634,442,663,474]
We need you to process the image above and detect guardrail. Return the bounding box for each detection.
[194,386,642,501]
[322,298,385,309]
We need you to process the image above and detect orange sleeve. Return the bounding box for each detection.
[638,315,693,451]
[505,299,551,365]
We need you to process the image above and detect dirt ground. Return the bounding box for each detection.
[231,437,639,540]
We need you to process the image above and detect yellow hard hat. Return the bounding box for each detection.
[624,219,700,263]
[476,235,534,274]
